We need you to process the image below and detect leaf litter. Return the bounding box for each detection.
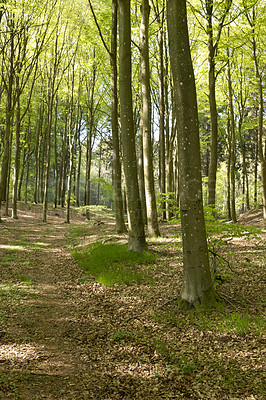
[0,203,265,399]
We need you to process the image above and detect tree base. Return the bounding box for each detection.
[178,287,220,310]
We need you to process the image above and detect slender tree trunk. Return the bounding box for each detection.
[140,0,160,236]
[110,0,127,233]
[252,41,266,218]
[18,149,26,202]
[34,104,43,204]
[227,49,237,223]
[43,96,53,222]
[238,120,250,211]
[158,25,166,219]
[118,0,146,252]
[226,111,232,220]
[254,128,258,206]
[12,85,21,219]
[59,115,67,207]
[76,116,82,207]
[167,0,217,307]
[138,125,147,225]
[0,21,14,221]
[53,96,59,208]
[206,1,218,209]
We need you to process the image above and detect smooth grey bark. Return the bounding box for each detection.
[110,0,127,233]
[53,96,59,209]
[167,0,217,307]
[227,47,237,223]
[138,125,147,225]
[0,18,14,221]
[245,5,266,218]
[118,0,146,252]
[151,0,166,218]
[140,0,160,237]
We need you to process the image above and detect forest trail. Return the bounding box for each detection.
[0,204,265,399]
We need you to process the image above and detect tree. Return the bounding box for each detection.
[167,0,217,307]
[140,0,160,237]
[244,3,266,218]
[118,0,146,252]
[88,0,127,233]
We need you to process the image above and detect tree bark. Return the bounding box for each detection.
[118,0,146,252]
[167,0,217,307]
[110,0,127,233]
[227,48,237,223]
[140,0,160,237]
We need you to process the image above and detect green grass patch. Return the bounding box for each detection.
[18,274,33,286]
[71,242,157,286]
[153,306,265,338]
[77,204,115,219]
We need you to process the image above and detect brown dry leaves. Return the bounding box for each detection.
[0,203,265,399]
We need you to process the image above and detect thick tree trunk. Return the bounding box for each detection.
[140,0,160,237]
[167,0,217,307]
[118,0,146,252]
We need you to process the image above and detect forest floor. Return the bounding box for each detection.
[0,203,265,400]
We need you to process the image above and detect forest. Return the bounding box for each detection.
[0,0,265,399]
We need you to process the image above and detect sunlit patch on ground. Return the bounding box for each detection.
[0,244,25,250]
[0,343,45,361]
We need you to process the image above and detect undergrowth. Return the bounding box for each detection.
[71,242,157,286]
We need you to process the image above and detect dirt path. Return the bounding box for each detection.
[0,206,169,399]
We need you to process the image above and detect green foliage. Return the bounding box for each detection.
[18,274,33,286]
[90,178,114,202]
[156,192,180,223]
[153,306,265,338]
[71,242,157,286]
[110,328,132,342]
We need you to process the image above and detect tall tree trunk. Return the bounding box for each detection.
[110,0,127,233]
[254,128,258,206]
[53,96,59,209]
[238,120,250,211]
[60,114,68,208]
[158,23,166,219]
[226,110,232,220]
[140,0,160,237]
[252,41,266,218]
[205,0,232,209]
[0,20,14,221]
[118,0,146,252]
[34,104,43,204]
[138,125,147,225]
[167,0,217,307]
[227,47,237,223]
[12,83,21,219]
[43,96,53,222]
[206,0,218,209]
[76,114,82,208]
